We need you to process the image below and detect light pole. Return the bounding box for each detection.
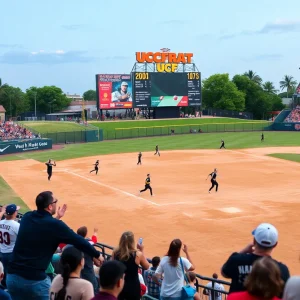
[9,94,12,118]
[34,92,37,118]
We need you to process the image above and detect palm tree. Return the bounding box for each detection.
[280,75,297,98]
[243,70,262,85]
[263,81,277,94]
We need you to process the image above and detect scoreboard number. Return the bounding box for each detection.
[135,72,149,80]
[187,72,200,80]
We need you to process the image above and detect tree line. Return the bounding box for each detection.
[202,71,298,119]
[0,81,73,117]
[0,72,298,119]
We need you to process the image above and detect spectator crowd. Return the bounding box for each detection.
[0,191,300,300]
[0,121,38,140]
[284,106,300,123]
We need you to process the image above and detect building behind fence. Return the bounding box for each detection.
[202,108,253,120]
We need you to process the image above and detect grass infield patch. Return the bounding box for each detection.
[0,131,299,163]
[268,153,300,163]
[0,176,29,213]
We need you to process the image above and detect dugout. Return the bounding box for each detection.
[45,110,87,121]
[153,107,180,119]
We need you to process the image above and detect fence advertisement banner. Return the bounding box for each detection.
[0,139,52,155]
[272,122,300,131]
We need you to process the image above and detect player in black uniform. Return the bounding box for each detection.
[137,152,142,165]
[139,174,153,196]
[154,145,160,156]
[261,133,264,142]
[220,140,225,149]
[206,168,218,193]
[90,160,99,175]
[45,159,56,181]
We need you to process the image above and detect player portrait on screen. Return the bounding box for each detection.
[111,81,132,102]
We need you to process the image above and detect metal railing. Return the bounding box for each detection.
[93,242,230,300]
[0,208,230,300]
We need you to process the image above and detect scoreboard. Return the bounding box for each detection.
[133,72,201,108]
[133,72,151,108]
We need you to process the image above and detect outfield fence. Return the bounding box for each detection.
[21,121,273,143]
[39,130,103,144]
[102,121,272,140]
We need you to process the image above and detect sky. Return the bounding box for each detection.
[0,0,300,94]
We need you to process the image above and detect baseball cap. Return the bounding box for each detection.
[121,82,128,86]
[6,204,20,215]
[252,223,278,247]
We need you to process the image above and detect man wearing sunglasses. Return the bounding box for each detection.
[6,191,104,300]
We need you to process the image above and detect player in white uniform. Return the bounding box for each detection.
[0,204,20,287]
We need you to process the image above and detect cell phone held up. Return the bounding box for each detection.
[138,237,143,245]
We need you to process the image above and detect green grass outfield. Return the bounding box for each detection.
[19,118,271,140]
[90,118,269,131]
[20,118,269,134]
[268,153,300,163]
[0,131,299,163]
[0,176,29,212]
[19,121,94,133]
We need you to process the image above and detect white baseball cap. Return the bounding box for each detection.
[252,223,278,247]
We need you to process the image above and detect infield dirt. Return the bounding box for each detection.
[0,147,299,278]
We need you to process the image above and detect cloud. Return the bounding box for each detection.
[158,20,187,25]
[220,30,254,40]
[259,19,300,34]
[104,55,130,60]
[0,43,22,49]
[61,24,87,30]
[0,50,95,64]
[219,19,300,39]
[242,54,283,62]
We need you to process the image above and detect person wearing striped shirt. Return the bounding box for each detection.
[144,257,161,298]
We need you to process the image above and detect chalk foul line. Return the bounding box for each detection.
[64,170,160,207]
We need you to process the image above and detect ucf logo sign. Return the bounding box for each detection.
[135,50,193,73]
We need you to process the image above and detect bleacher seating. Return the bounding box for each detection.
[0,121,37,140]
[284,106,300,123]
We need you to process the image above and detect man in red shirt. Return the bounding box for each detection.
[91,261,126,300]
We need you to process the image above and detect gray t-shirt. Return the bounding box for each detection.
[204,282,225,300]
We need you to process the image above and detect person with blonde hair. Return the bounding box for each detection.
[227,257,283,300]
[112,231,149,300]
